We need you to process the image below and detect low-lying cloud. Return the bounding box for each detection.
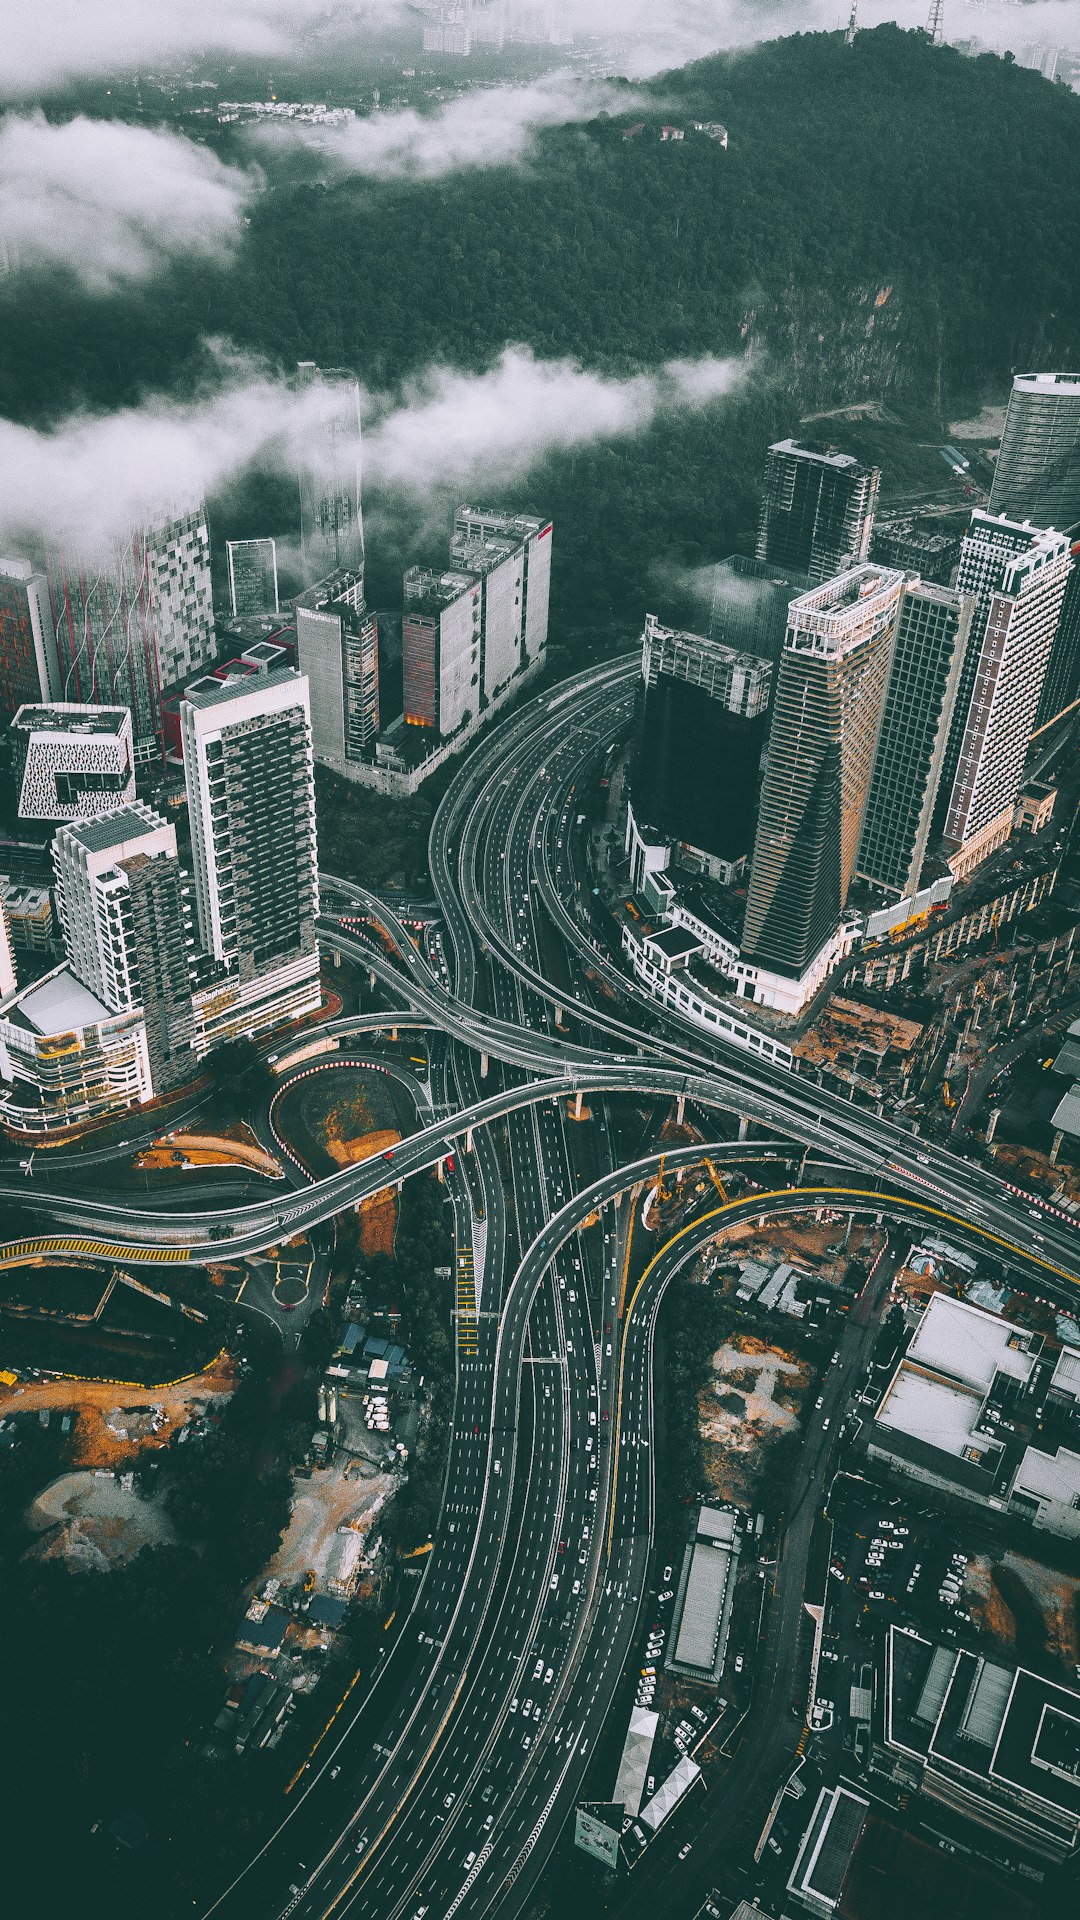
[366,347,744,487]
[0,114,255,290]
[0,345,746,562]
[255,71,636,180]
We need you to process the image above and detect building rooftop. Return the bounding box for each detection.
[670,1506,740,1675]
[1012,371,1080,397]
[61,802,166,857]
[876,1367,987,1462]
[1053,1086,1080,1139]
[455,505,549,539]
[788,1785,869,1908]
[769,437,874,473]
[887,1626,1080,1837]
[448,531,522,575]
[1051,1346,1080,1403]
[10,703,129,737]
[293,568,364,613]
[696,1504,738,1543]
[639,1755,700,1833]
[1052,1039,1080,1079]
[791,564,904,624]
[906,1292,1040,1394]
[1012,1443,1080,1510]
[403,566,478,614]
[646,926,702,962]
[182,664,301,712]
[8,964,112,1035]
[612,1706,658,1819]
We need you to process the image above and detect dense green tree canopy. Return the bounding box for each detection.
[2,29,1078,654]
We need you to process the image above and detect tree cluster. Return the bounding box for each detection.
[1,30,1077,667]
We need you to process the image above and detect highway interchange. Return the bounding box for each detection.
[7,656,1080,1920]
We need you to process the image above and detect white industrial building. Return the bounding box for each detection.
[294,568,379,769]
[667,1505,742,1680]
[868,1292,1042,1502]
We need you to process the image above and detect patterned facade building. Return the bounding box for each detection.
[0,557,59,719]
[9,704,135,823]
[46,503,215,763]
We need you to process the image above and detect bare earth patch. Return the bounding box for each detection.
[699,1336,808,1505]
[0,1355,235,1467]
[27,1470,177,1569]
[265,1462,399,1588]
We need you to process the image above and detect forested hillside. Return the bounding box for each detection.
[3,25,1079,653]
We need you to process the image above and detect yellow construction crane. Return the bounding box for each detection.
[942,1079,957,1110]
[703,1157,730,1204]
[655,1153,672,1208]
[402,1541,433,1561]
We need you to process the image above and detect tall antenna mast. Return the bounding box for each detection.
[845,1,859,47]
[926,0,944,45]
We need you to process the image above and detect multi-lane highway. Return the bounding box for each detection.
[7,655,1080,1920]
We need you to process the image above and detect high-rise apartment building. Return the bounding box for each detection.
[296,363,365,585]
[707,554,808,664]
[52,802,194,1089]
[1034,554,1080,731]
[0,557,60,718]
[989,373,1080,532]
[402,567,481,736]
[227,538,280,617]
[46,503,216,763]
[181,668,321,1052]
[757,440,880,586]
[0,899,15,1003]
[10,704,135,823]
[740,566,905,1005]
[294,569,379,769]
[631,616,771,879]
[855,581,972,898]
[936,512,1072,875]
[452,508,552,677]
[0,802,194,1130]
